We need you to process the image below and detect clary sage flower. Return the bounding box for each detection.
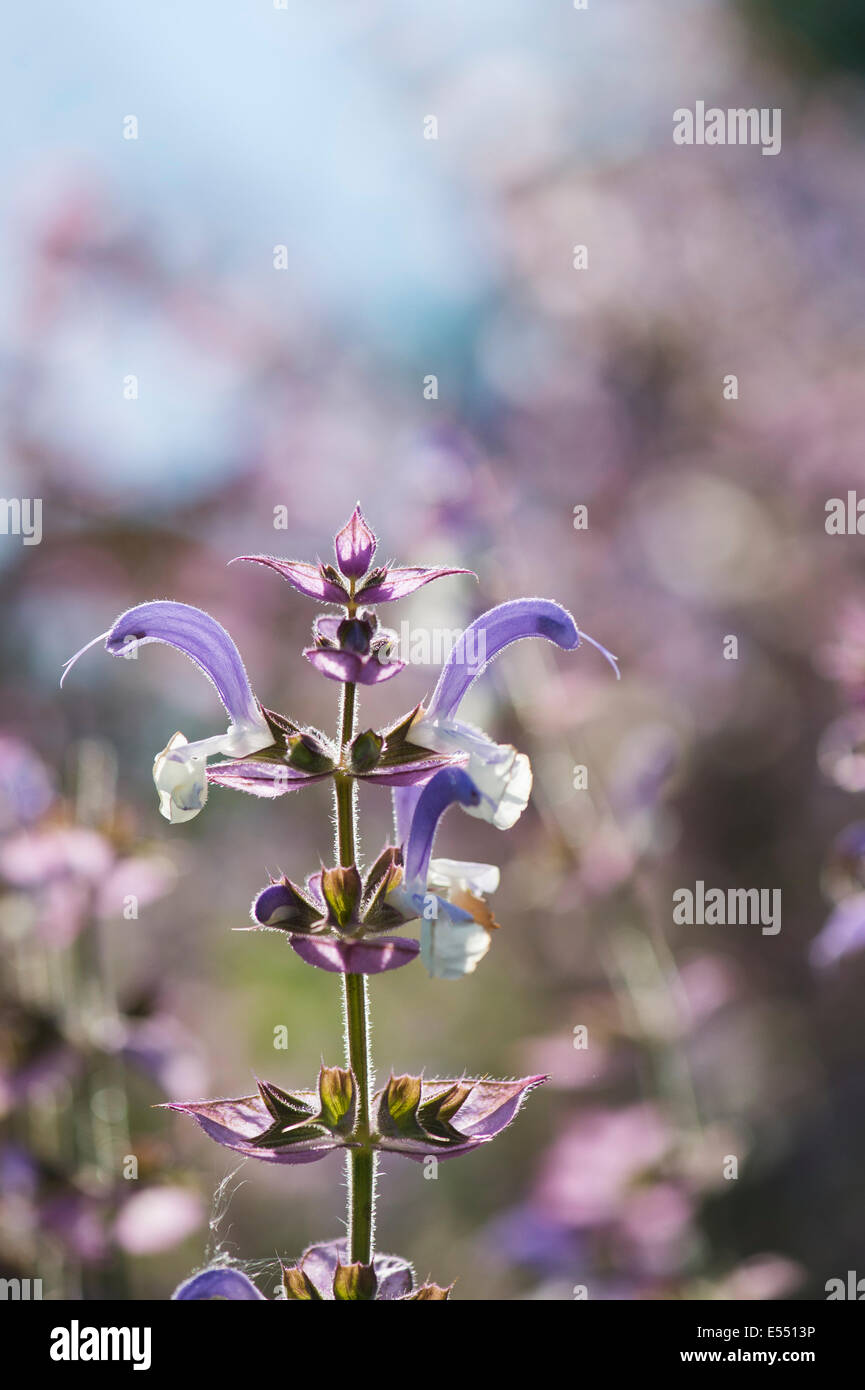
[389,766,497,978]
[394,597,620,839]
[62,601,277,823]
[63,504,618,1299]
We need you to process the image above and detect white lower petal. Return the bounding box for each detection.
[151,716,272,824]
[386,884,422,926]
[412,715,533,829]
[153,733,209,824]
[421,911,491,979]
[463,749,533,830]
[429,858,501,896]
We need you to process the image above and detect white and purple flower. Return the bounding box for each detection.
[62,601,298,823]
[61,505,617,1302]
[386,766,497,978]
[394,597,620,839]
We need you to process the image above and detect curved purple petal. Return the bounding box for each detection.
[251,879,319,930]
[253,881,294,925]
[290,935,419,974]
[357,566,476,604]
[393,783,420,845]
[335,506,377,579]
[425,599,582,722]
[232,556,348,604]
[374,1255,415,1300]
[207,761,330,797]
[63,601,262,727]
[313,614,344,644]
[165,1093,338,1165]
[304,648,405,685]
[403,768,481,887]
[306,871,325,909]
[173,1266,266,1300]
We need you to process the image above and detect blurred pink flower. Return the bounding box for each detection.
[0,825,176,946]
[535,1104,671,1228]
[114,1186,204,1256]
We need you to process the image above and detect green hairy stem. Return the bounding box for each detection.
[335,679,375,1265]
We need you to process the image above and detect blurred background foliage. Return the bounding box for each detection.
[740,0,865,76]
[3,0,865,1299]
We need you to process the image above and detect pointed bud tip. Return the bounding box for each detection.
[334,505,377,580]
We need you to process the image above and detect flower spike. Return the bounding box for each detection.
[63,508,607,1301]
